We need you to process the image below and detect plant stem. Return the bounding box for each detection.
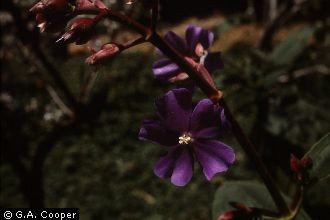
[149,32,290,215]
[220,99,290,215]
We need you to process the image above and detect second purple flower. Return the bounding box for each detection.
[139,88,235,186]
[152,25,223,83]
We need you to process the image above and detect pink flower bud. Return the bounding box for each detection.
[85,43,121,65]
[57,18,95,45]
[36,13,70,33]
[30,0,74,33]
[30,0,72,14]
[75,0,107,10]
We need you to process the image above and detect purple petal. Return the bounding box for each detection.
[190,99,222,132]
[154,145,181,179]
[193,127,220,139]
[171,147,193,186]
[139,120,178,146]
[152,59,181,81]
[186,25,214,54]
[164,31,187,53]
[220,108,231,130]
[194,140,235,181]
[204,52,224,73]
[155,88,192,133]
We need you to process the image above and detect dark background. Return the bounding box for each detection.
[1,0,330,219]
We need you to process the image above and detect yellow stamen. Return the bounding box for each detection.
[178,133,193,145]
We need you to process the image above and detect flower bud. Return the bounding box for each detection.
[218,210,258,220]
[301,156,313,170]
[30,0,73,15]
[57,18,95,45]
[36,13,71,33]
[85,43,122,65]
[75,0,107,10]
[30,0,74,33]
[290,154,301,173]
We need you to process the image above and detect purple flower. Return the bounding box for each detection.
[139,88,235,186]
[152,25,223,83]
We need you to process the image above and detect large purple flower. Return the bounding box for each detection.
[153,25,223,83]
[139,88,235,186]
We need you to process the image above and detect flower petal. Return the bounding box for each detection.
[155,88,192,133]
[193,127,220,139]
[139,120,178,146]
[194,140,235,181]
[152,59,181,81]
[171,147,193,186]
[154,145,181,179]
[204,52,224,73]
[190,99,221,132]
[164,31,187,53]
[186,25,214,54]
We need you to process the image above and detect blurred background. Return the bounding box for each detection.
[1,0,329,219]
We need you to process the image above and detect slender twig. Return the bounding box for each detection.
[278,65,330,83]
[151,0,159,32]
[75,8,151,36]
[14,41,74,117]
[79,70,99,103]
[289,185,304,217]
[45,84,74,116]
[122,36,148,50]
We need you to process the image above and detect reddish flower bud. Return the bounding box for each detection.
[57,18,95,45]
[30,0,75,33]
[290,154,313,184]
[301,156,313,169]
[218,210,258,220]
[75,0,107,10]
[290,154,301,173]
[36,13,71,33]
[30,0,73,15]
[85,43,122,65]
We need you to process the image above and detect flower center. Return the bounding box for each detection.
[178,133,193,145]
[195,43,208,65]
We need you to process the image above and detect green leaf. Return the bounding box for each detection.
[212,181,311,220]
[305,133,330,179]
[270,26,315,66]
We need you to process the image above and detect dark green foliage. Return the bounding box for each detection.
[305,133,330,180]
[212,181,311,220]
